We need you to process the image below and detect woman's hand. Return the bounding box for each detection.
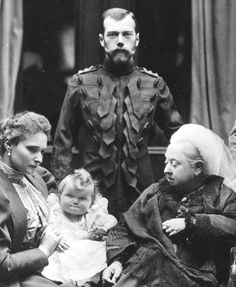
[162,218,186,236]
[102,261,123,285]
[38,225,62,257]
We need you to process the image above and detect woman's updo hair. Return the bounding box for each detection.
[0,111,51,155]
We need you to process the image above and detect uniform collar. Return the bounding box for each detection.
[102,56,135,75]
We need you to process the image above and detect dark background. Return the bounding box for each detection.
[17,0,191,180]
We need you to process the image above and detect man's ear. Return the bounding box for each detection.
[99,34,104,47]
[135,33,140,47]
[194,161,203,176]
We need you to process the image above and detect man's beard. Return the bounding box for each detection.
[109,49,132,66]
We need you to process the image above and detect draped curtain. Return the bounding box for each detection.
[190,0,236,142]
[0,0,23,120]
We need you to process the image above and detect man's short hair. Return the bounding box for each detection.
[101,7,138,33]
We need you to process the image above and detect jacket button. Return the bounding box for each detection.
[84,102,90,113]
[81,88,87,97]
[97,77,103,86]
[78,75,83,84]
[137,77,142,88]
[92,135,99,144]
[87,120,94,130]
[153,78,160,87]
[143,122,150,133]
[137,137,144,148]
[150,91,157,102]
[181,197,187,203]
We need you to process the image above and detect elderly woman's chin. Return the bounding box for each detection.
[166,176,176,186]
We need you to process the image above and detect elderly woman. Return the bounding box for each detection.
[0,111,73,287]
[102,124,236,287]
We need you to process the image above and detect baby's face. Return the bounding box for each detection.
[60,184,94,215]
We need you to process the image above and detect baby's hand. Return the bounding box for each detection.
[56,239,70,252]
[88,226,107,241]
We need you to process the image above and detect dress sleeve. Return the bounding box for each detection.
[0,196,48,281]
[192,188,236,244]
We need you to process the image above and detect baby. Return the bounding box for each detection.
[42,169,117,286]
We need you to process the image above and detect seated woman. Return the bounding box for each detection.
[0,111,73,287]
[102,124,236,287]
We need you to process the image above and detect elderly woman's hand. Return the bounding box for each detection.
[162,218,186,236]
[102,261,123,285]
[38,225,62,257]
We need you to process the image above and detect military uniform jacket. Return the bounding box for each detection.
[52,60,183,216]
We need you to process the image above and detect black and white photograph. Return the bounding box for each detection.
[0,1,236,286]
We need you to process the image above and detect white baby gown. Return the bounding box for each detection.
[42,193,108,285]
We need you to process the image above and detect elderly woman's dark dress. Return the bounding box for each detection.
[107,176,236,286]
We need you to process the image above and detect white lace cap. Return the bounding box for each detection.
[170,124,236,192]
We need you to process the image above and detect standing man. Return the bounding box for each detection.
[52,8,183,218]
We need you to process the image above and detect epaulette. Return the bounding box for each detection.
[136,66,160,78]
[77,64,101,74]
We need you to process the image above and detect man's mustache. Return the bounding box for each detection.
[111,49,129,56]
